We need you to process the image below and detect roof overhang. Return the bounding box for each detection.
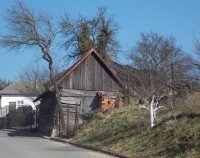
[33,90,52,102]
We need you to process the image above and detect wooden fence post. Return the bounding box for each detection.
[74,103,78,136]
[67,103,69,137]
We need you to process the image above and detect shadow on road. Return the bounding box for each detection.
[5,129,42,138]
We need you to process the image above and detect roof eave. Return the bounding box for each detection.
[33,90,52,102]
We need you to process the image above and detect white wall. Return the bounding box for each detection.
[0,95,36,117]
[0,95,35,109]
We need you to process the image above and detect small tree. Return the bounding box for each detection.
[0,1,66,136]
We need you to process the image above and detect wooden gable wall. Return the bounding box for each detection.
[61,53,121,92]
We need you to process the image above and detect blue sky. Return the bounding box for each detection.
[0,0,200,80]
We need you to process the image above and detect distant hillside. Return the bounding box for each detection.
[72,105,200,157]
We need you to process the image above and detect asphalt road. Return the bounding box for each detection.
[0,130,115,158]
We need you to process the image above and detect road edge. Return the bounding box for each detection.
[0,129,129,158]
[43,136,129,158]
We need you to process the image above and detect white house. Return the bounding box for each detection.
[0,81,35,117]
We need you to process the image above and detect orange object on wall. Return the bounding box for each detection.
[101,95,124,110]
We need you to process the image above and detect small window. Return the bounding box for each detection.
[18,101,24,107]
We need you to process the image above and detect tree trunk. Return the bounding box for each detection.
[150,95,155,127]
[48,64,67,136]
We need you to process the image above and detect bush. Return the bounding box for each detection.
[80,112,95,123]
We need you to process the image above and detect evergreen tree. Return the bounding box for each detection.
[78,22,94,56]
[60,7,119,60]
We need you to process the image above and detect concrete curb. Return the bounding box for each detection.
[43,136,129,158]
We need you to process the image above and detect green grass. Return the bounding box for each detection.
[72,105,200,157]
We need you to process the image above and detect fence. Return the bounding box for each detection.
[0,118,7,129]
[0,107,36,131]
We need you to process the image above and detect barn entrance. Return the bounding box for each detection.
[59,89,104,136]
[53,88,124,137]
[59,90,83,136]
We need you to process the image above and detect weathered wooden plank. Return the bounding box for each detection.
[62,108,78,111]
[61,97,83,101]
[61,100,81,105]
[69,73,73,89]
[61,89,96,94]
[62,108,79,111]
[61,96,82,104]
[61,89,115,95]
[61,93,96,97]
[61,104,80,107]
[60,53,121,91]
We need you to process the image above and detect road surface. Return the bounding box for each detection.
[0,130,115,158]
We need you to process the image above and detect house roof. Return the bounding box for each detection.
[34,48,125,102]
[0,81,22,95]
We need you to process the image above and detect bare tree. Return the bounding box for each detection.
[130,32,191,97]
[129,32,192,126]
[0,79,12,90]
[0,1,66,136]
[16,62,64,101]
[15,64,50,100]
[194,38,200,83]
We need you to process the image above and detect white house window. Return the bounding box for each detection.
[17,101,24,107]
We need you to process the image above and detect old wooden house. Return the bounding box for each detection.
[34,49,126,136]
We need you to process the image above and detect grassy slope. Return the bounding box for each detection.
[72,105,200,158]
